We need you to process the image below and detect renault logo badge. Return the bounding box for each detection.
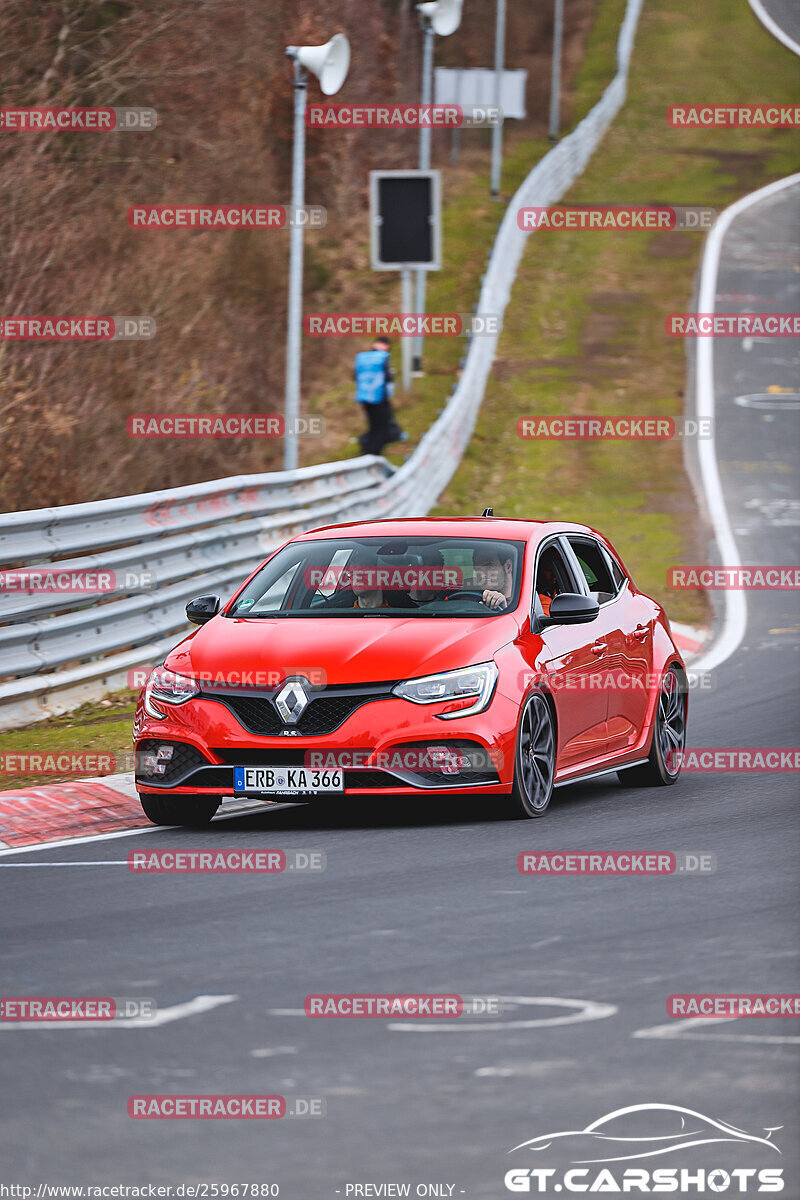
[274,679,309,724]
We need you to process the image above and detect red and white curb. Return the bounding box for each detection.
[0,773,270,854]
[670,621,711,662]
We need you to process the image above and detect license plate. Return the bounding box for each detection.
[233,765,344,795]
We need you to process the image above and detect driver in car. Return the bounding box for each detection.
[472,544,515,610]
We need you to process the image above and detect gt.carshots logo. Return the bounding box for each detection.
[504,1103,784,1193]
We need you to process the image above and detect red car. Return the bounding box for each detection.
[133,517,688,824]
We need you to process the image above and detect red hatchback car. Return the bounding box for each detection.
[133,517,688,823]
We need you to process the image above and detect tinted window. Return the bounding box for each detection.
[567,537,618,602]
[534,542,577,616]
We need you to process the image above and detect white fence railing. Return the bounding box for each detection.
[0,0,643,729]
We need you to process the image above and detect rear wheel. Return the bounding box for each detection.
[618,666,686,787]
[138,793,220,826]
[504,692,556,818]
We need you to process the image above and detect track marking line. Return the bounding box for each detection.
[389,995,617,1033]
[0,993,238,1031]
[692,172,800,674]
[633,1015,800,1046]
[748,0,800,55]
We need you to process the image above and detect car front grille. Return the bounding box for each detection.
[201,683,396,736]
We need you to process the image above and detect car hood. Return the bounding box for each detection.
[166,612,521,687]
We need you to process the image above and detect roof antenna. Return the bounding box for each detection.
[482,507,494,517]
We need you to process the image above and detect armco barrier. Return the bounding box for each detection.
[0,0,644,729]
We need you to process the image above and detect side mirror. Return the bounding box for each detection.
[540,592,599,626]
[185,594,220,626]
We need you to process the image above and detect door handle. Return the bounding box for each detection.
[633,624,649,641]
[591,642,607,654]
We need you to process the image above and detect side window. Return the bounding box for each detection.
[534,543,577,617]
[567,537,618,603]
[603,547,627,592]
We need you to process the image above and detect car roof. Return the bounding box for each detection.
[294,517,601,542]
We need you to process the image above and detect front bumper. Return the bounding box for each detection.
[133,690,518,799]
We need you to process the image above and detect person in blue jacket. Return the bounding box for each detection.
[354,336,404,454]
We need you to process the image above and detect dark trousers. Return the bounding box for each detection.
[359,400,390,454]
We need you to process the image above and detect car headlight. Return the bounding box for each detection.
[144,666,200,720]
[392,662,498,719]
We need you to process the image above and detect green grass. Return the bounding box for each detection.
[0,691,137,790]
[435,0,800,625]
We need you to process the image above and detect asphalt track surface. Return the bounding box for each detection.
[754,0,800,48]
[1,196,798,1200]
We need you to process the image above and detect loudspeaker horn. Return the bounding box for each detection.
[417,0,463,37]
[289,33,351,96]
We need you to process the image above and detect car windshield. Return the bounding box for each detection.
[228,536,525,617]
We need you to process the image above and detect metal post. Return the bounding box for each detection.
[490,0,506,196]
[400,267,413,392]
[413,18,435,374]
[548,0,564,143]
[283,59,307,472]
[451,69,462,164]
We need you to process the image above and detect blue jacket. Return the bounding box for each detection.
[354,349,394,405]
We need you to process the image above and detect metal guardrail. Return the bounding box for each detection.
[0,0,644,729]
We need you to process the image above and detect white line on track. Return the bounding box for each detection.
[0,801,295,859]
[692,172,800,673]
[632,1015,800,1046]
[748,0,800,56]
[0,994,238,1031]
[389,995,617,1033]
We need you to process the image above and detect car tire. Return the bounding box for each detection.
[504,692,557,818]
[138,793,221,826]
[617,665,687,787]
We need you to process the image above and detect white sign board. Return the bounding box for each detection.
[434,68,527,119]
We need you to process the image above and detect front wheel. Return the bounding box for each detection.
[139,793,221,826]
[504,692,556,818]
[618,666,687,787]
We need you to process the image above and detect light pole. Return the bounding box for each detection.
[548,0,564,143]
[283,34,350,471]
[490,0,506,197]
[413,0,462,374]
